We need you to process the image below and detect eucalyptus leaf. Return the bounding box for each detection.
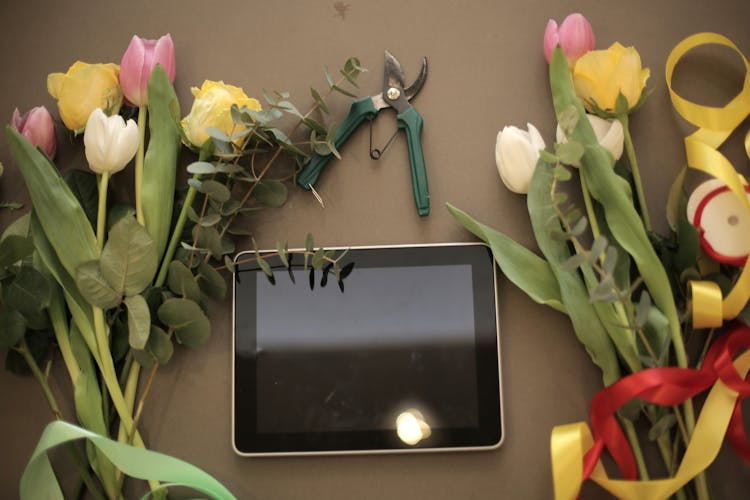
[254,180,288,208]
[556,141,585,167]
[200,180,231,203]
[167,260,201,302]
[310,88,330,114]
[149,325,174,365]
[648,413,677,441]
[75,261,122,309]
[157,298,210,348]
[186,162,216,175]
[196,261,226,300]
[193,226,223,258]
[124,294,151,350]
[100,216,158,297]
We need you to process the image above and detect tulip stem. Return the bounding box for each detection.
[135,105,147,226]
[97,172,110,251]
[155,177,199,287]
[619,115,651,232]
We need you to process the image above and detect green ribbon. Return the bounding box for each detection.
[21,420,236,500]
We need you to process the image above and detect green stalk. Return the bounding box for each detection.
[117,361,141,443]
[619,417,649,481]
[17,339,106,500]
[619,115,651,233]
[155,176,199,287]
[97,172,110,251]
[579,172,601,241]
[135,105,148,226]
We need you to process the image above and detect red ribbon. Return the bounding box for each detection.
[581,323,750,481]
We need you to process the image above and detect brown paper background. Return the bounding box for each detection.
[1,0,749,498]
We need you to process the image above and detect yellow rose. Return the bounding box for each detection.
[573,42,650,113]
[181,80,261,149]
[47,61,123,133]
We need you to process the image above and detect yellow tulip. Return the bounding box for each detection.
[47,61,123,133]
[181,80,261,150]
[572,42,650,113]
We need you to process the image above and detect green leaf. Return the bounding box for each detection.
[157,298,210,348]
[312,248,325,269]
[142,65,181,261]
[0,309,26,348]
[7,127,98,279]
[258,257,274,284]
[167,260,201,302]
[100,216,158,297]
[0,235,34,268]
[332,85,357,98]
[3,266,51,317]
[63,169,99,230]
[552,165,572,181]
[556,141,585,167]
[196,261,226,300]
[557,104,579,136]
[648,413,677,441]
[254,180,288,208]
[446,203,566,314]
[75,261,122,309]
[124,294,151,350]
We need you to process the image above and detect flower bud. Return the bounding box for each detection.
[119,34,176,106]
[181,80,261,151]
[83,108,139,174]
[573,42,650,114]
[11,106,57,159]
[556,114,624,161]
[47,62,122,133]
[495,123,546,194]
[543,13,595,66]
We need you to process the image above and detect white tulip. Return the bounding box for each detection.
[556,114,624,161]
[495,123,546,194]
[83,108,139,174]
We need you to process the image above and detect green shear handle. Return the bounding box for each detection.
[397,106,429,217]
[296,96,377,190]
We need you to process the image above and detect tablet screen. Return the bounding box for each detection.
[233,243,502,455]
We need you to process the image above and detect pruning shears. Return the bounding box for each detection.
[296,50,430,216]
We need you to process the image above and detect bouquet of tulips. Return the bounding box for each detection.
[1,33,363,498]
[450,13,750,500]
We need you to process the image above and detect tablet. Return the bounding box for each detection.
[232,243,503,456]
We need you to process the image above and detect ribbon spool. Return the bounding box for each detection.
[551,33,750,499]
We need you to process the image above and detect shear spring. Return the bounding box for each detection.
[368,117,399,160]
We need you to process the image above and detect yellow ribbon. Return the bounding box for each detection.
[551,351,750,499]
[666,32,750,328]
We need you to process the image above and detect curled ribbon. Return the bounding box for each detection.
[665,32,750,328]
[552,323,750,499]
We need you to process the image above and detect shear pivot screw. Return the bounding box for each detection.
[387,87,401,100]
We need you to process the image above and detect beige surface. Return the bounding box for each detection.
[1,0,750,498]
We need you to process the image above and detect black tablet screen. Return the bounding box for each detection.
[233,244,502,454]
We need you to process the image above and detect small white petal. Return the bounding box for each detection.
[588,115,624,160]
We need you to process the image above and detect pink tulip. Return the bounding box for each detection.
[119,34,176,106]
[543,13,595,65]
[11,106,57,159]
